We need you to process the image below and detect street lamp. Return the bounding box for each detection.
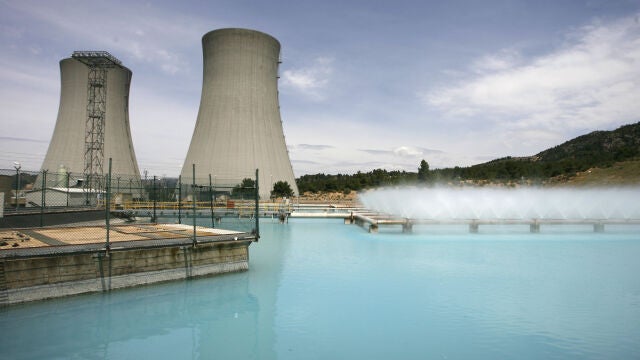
[13,162,21,210]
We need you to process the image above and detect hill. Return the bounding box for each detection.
[537,122,640,163]
[439,122,640,183]
[296,122,640,193]
[549,159,640,186]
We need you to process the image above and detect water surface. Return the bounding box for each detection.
[1,219,639,359]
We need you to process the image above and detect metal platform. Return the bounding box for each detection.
[343,211,640,234]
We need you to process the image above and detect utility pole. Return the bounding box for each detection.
[13,162,21,210]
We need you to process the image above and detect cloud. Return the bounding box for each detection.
[281,57,333,101]
[421,13,640,137]
[289,143,486,176]
[128,88,198,175]
[0,59,59,91]
[293,144,335,151]
[4,1,207,76]
[359,149,392,156]
[471,49,522,73]
[288,142,466,176]
[0,136,48,143]
[393,146,425,157]
[291,159,322,165]
[360,146,443,157]
[393,146,442,157]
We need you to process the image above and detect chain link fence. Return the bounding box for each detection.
[0,162,262,253]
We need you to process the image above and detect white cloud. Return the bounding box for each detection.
[281,57,333,101]
[472,49,522,73]
[289,140,476,176]
[0,60,58,92]
[422,13,640,136]
[359,146,441,157]
[292,144,335,151]
[128,89,198,176]
[393,146,424,157]
[4,1,208,76]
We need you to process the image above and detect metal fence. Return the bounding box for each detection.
[0,161,261,251]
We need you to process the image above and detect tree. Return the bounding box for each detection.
[232,178,256,198]
[271,181,294,198]
[418,159,430,182]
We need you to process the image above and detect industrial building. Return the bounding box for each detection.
[180,28,299,199]
[35,52,143,200]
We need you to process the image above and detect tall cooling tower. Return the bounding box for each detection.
[180,28,299,198]
[38,53,142,191]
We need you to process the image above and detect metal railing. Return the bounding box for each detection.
[0,161,260,251]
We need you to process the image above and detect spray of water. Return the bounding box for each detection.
[359,186,640,220]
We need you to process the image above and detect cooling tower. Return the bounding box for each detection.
[37,54,142,191]
[180,28,299,199]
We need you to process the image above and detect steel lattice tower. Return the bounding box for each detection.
[71,51,123,191]
[37,52,143,202]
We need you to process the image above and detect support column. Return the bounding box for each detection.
[344,213,354,224]
[402,221,413,234]
[530,223,540,233]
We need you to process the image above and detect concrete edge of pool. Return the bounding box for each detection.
[0,224,256,306]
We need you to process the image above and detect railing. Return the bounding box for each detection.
[0,162,261,237]
[114,200,294,216]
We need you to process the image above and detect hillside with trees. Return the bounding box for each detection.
[296,122,640,193]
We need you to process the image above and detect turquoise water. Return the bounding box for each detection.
[1,219,640,359]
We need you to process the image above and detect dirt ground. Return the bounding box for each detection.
[296,191,360,205]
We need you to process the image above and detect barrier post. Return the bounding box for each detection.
[178,175,182,224]
[255,169,260,239]
[106,158,112,252]
[40,170,47,227]
[192,164,197,246]
[209,174,215,228]
[152,176,157,223]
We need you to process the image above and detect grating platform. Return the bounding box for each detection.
[0,224,253,258]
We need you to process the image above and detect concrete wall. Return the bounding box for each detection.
[0,240,251,305]
[0,209,104,228]
[180,28,299,198]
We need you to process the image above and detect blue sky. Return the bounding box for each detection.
[1,0,639,176]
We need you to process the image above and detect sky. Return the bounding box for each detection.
[1,0,639,177]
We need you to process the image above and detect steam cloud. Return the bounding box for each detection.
[359,187,640,220]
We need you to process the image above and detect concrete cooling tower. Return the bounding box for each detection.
[180,28,299,199]
[38,52,142,194]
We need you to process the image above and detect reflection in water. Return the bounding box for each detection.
[1,219,639,359]
[0,269,261,359]
[0,219,290,360]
